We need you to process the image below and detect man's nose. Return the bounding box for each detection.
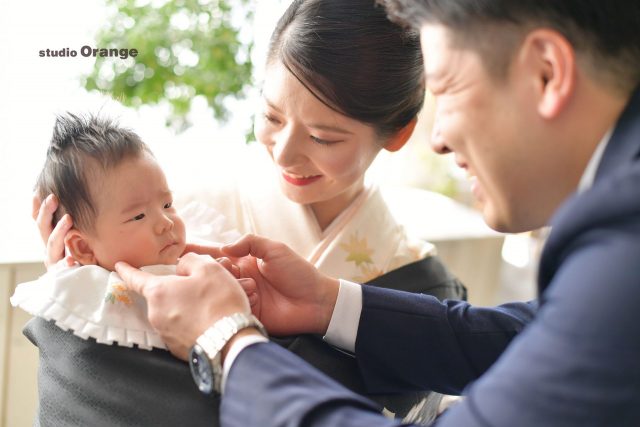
[429,122,452,154]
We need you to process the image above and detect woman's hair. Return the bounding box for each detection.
[35,113,152,232]
[267,0,425,139]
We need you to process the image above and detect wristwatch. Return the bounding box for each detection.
[189,312,267,395]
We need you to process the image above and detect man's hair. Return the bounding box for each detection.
[379,0,640,93]
[35,113,152,232]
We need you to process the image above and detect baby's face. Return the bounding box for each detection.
[85,153,186,270]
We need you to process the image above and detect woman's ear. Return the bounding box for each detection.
[64,229,97,266]
[384,118,418,152]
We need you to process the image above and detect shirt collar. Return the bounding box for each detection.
[577,128,613,193]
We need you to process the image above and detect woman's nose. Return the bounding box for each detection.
[155,214,174,235]
[271,128,302,167]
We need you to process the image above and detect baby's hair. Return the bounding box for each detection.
[35,112,152,232]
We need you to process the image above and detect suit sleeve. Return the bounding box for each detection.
[221,221,640,427]
[356,287,536,395]
[435,217,640,426]
[221,342,406,427]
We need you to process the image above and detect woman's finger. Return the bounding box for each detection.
[32,193,43,221]
[35,194,57,244]
[64,255,76,267]
[238,277,257,295]
[45,214,72,268]
[216,256,232,270]
[216,257,241,278]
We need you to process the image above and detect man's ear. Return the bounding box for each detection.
[520,29,576,119]
[64,229,97,266]
[384,118,418,152]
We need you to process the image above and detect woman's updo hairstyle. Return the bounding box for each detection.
[267,0,425,139]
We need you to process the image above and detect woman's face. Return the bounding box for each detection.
[255,61,383,225]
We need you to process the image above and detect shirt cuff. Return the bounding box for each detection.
[221,333,269,393]
[322,279,363,353]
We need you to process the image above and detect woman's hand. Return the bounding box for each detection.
[222,234,340,337]
[32,193,74,269]
[115,253,253,360]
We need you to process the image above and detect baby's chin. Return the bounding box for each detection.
[155,241,187,266]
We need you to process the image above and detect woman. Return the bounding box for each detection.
[31,0,465,425]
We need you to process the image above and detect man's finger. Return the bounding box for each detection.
[115,261,155,296]
[183,242,224,258]
[223,234,285,260]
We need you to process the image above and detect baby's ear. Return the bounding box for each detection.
[64,230,97,266]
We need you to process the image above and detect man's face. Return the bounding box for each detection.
[421,24,572,232]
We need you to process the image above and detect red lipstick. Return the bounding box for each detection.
[282,173,322,186]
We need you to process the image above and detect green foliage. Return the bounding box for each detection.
[83,0,253,130]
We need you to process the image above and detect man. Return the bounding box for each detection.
[117,1,640,425]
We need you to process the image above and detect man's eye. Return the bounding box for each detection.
[164,202,172,209]
[132,213,145,221]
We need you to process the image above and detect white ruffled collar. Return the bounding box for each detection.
[11,201,241,351]
[10,263,175,351]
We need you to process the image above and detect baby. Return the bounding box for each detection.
[10,113,238,426]
[12,113,187,349]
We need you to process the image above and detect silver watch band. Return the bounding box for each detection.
[195,313,268,393]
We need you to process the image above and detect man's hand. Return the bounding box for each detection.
[222,234,340,337]
[32,193,74,269]
[115,253,253,360]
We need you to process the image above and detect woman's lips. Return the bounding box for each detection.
[282,172,322,186]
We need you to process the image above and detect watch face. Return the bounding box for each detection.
[189,344,214,394]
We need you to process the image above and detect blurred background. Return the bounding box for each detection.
[0,1,539,425]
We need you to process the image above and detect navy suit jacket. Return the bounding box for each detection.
[221,88,640,427]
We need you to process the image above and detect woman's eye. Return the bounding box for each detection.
[163,202,172,209]
[264,114,280,125]
[132,213,145,221]
[310,135,336,146]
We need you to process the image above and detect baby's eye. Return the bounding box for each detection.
[132,213,145,221]
[164,202,172,209]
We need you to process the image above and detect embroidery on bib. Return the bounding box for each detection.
[105,283,133,306]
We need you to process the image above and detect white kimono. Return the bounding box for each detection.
[200,146,437,284]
